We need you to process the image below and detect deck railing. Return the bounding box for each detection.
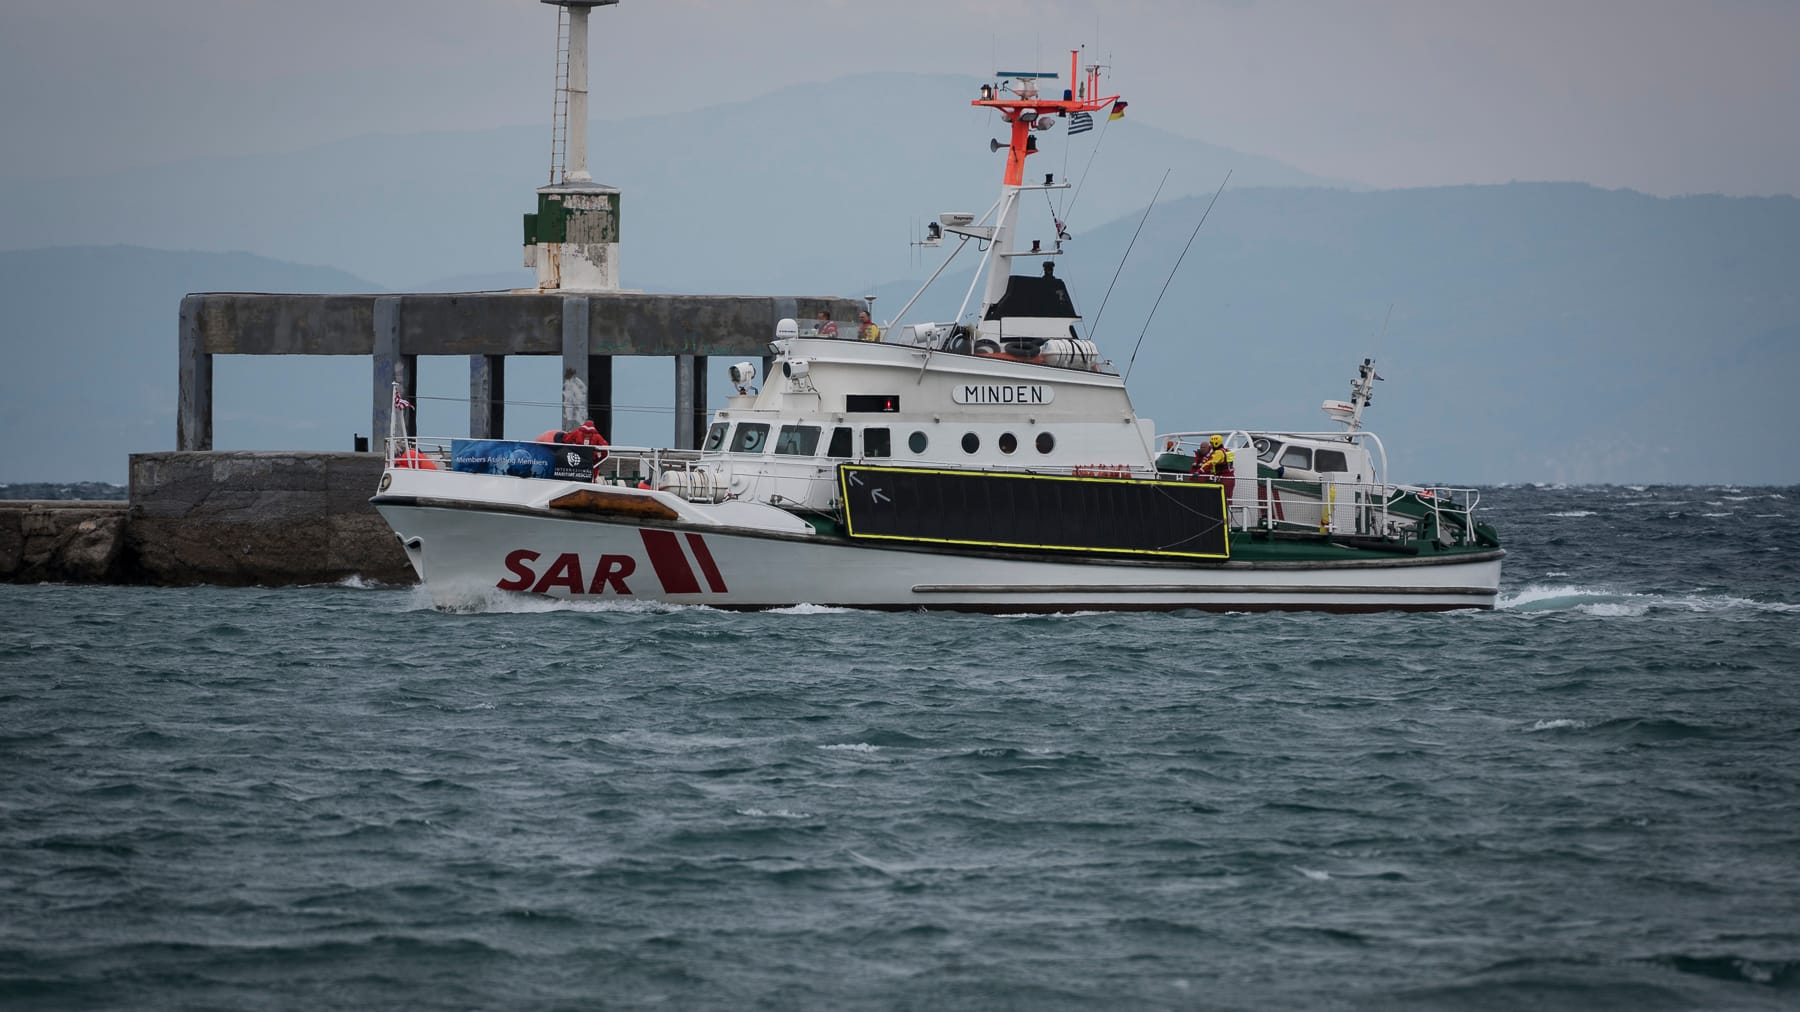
[385,436,709,493]
[386,436,1483,545]
[1228,475,1482,545]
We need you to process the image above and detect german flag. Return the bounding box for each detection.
[1108,100,1128,121]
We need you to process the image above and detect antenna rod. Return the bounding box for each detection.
[1126,170,1230,382]
[888,235,974,337]
[1087,168,1169,341]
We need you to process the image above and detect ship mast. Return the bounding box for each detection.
[970,51,1119,317]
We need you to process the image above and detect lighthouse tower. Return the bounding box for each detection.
[523,0,621,291]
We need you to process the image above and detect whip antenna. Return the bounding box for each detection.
[1125,170,1230,382]
[1088,168,1170,341]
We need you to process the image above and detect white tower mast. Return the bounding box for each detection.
[523,0,623,291]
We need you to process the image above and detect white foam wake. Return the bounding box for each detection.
[1501,584,1800,615]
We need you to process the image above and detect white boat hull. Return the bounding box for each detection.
[375,493,1503,613]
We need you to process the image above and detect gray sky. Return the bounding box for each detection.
[3,0,1797,196]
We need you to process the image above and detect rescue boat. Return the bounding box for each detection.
[372,57,1503,612]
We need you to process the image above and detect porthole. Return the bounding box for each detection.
[961,432,980,454]
[1036,432,1055,454]
[998,432,1018,455]
[909,431,929,454]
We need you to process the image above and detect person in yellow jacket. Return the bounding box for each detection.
[1192,434,1236,501]
[857,310,882,342]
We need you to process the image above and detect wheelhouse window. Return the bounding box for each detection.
[827,427,853,458]
[1279,446,1312,471]
[864,427,891,457]
[703,422,729,452]
[731,423,771,454]
[774,424,821,455]
[1254,437,1280,463]
[1314,449,1350,473]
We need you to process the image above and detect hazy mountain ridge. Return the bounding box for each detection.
[1048,182,1798,482]
[3,174,1795,485]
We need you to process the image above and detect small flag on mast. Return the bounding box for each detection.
[1108,100,1128,121]
[1067,111,1094,135]
[394,390,414,411]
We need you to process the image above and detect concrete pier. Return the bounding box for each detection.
[179,291,861,451]
[13,290,863,588]
[127,452,413,586]
[2,452,415,587]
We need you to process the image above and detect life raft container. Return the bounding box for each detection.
[394,447,438,470]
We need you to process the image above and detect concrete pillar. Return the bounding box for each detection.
[674,354,695,449]
[561,295,590,429]
[691,355,709,449]
[588,354,613,440]
[373,296,410,445]
[470,354,505,439]
[178,295,213,451]
[401,354,418,438]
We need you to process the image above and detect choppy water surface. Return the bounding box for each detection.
[3,485,1798,1010]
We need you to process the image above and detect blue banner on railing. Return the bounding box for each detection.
[450,440,600,480]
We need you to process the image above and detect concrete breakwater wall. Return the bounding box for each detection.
[0,501,133,584]
[1,452,415,587]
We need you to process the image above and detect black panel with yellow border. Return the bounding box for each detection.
[838,465,1229,559]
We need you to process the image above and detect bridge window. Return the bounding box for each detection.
[1279,446,1312,471]
[775,424,821,455]
[731,423,770,454]
[1314,449,1350,472]
[827,427,853,458]
[864,428,891,457]
[908,431,929,453]
[703,422,728,452]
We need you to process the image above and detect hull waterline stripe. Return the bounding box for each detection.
[685,532,729,593]
[640,529,701,594]
[911,583,1495,597]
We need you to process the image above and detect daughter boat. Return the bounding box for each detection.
[373,58,1503,612]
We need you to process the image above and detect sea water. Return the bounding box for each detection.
[2,485,1797,1010]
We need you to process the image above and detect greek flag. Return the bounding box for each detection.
[1068,111,1094,135]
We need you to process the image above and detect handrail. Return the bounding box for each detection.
[384,435,1484,546]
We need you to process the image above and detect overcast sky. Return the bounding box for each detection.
[3,0,1796,196]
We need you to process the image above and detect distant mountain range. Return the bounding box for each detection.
[0,73,1794,484]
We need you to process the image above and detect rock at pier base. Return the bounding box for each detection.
[0,502,130,583]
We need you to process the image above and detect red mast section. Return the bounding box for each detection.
[973,50,1120,187]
